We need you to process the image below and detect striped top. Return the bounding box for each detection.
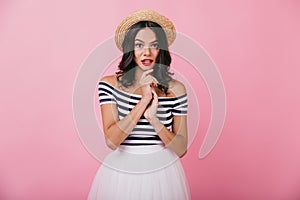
[98,81,188,146]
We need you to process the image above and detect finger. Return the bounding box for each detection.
[151,88,158,103]
[141,69,154,79]
[151,87,157,95]
[144,75,159,86]
[150,76,159,85]
[142,76,158,86]
[141,76,153,85]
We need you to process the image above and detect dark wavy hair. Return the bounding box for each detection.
[116,21,174,95]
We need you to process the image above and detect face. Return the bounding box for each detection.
[133,27,160,71]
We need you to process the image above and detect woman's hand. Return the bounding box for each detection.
[144,87,159,121]
[139,69,158,101]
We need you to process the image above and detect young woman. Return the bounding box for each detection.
[88,9,191,200]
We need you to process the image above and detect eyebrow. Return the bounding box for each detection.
[135,39,158,43]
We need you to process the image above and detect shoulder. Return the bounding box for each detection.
[168,79,187,97]
[100,75,118,87]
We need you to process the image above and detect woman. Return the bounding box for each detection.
[88,9,191,200]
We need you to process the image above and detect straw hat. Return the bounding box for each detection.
[114,9,176,52]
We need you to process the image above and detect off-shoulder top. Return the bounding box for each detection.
[98,81,188,146]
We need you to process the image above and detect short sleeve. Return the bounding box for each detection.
[98,81,117,105]
[172,94,188,116]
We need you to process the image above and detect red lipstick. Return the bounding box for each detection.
[141,59,153,66]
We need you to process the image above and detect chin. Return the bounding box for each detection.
[138,64,155,71]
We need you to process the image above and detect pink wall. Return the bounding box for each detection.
[1,0,300,199]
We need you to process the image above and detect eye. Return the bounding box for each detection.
[135,43,144,49]
[151,43,159,49]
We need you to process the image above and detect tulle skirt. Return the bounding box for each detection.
[87,144,191,200]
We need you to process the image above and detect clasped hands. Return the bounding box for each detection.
[139,69,160,123]
[117,69,164,135]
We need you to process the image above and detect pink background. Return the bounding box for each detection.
[1,0,300,200]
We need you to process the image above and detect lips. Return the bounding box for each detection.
[141,59,153,66]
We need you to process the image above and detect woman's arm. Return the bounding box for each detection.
[100,71,157,150]
[149,113,188,158]
[101,98,151,150]
[145,81,188,158]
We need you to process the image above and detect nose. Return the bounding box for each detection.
[143,47,151,56]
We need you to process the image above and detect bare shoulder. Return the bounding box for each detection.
[168,79,187,97]
[100,75,118,87]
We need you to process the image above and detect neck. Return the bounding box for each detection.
[134,67,144,84]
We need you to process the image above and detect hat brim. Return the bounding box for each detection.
[114,9,176,52]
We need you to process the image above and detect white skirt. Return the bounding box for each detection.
[87,145,191,200]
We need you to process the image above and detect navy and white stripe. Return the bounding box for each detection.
[98,81,188,146]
